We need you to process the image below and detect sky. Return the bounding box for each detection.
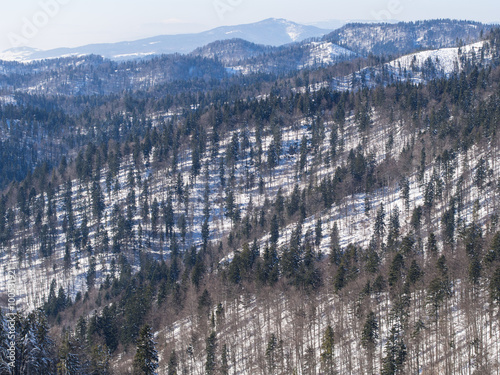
[0,0,499,52]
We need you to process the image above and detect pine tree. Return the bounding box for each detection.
[489,266,500,305]
[381,325,407,375]
[361,311,378,350]
[57,332,87,375]
[315,218,322,247]
[387,208,400,249]
[361,311,378,374]
[288,184,300,217]
[86,256,97,291]
[133,324,158,375]
[330,223,341,265]
[388,253,404,288]
[265,333,278,374]
[0,310,13,374]
[320,325,335,374]
[374,204,386,240]
[20,310,55,374]
[427,232,438,256]
[91,176,105,223]
[205,331,217,375]
[270,214,279,245]
[151,198,159,239]
[163,197,174,238]
[399,176,410,212]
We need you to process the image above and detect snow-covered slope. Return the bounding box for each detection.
[299,41,356,68]
[388,41,486,76]
[0,47,41,62]
[332,40,490,91]
[325,19,490,56]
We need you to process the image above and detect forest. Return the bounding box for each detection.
[0,23,500,375]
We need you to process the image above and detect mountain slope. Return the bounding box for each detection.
[331,40,493,91]
[1,23,500,375]
[325,19,491,56]
[190,38,272,65]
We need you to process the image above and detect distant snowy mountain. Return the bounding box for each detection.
[0,18,331,62]
[0,46,41,62]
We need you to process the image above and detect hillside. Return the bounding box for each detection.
[0,22,500,375]
[325,19,491,56]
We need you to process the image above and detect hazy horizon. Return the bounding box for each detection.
[1,0,498,52]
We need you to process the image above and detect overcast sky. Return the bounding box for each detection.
[1,0,499,51]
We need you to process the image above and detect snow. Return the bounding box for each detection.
[113,52,156,59]
[0,47,40,62]
[299,41,356,69]
[155,286,500,374]
[0,95,16,105]
[389,41,486,76]
[332,41,490,91]
[286,24,301,42]
[3,95,497,310]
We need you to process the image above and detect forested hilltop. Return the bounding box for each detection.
[0,22,500,374]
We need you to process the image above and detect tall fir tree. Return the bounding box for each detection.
[133,324,158,375]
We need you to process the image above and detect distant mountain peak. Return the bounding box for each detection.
[0,19,332,63]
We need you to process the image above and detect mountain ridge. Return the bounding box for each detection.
[0,18,332,62]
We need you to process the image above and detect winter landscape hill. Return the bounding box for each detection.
[0,19,500,374]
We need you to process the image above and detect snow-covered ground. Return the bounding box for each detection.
[332,40,491,91]
[1,94,498,315]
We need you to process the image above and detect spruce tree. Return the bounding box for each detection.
[320,325,335,374]
[205,331,217,375]
[133,324,158,375]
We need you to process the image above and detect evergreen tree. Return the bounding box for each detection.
[399,176,410,212]
[361,311,378,350]
[88,344,111,375]
[86,257,97,291]
[427,232,438,256]
[330,223,341,265]
[20,310,55,374]
[387,208,400,249]
[0,310,13,374]
[490,266,500,305]
[374,204,386,240]
[381,325,407,375]
[57,333,87,375]
[163,197,174,238]
[320,325,335,374]
[91,177,105,223]
[133,324,158,375]
[361,311,378,374]
[151,198,159,239]
[388,253,404,288]
[315,218,322,247]
[205,331,217,375]
[270,214,279,245]
[265,333,278,374]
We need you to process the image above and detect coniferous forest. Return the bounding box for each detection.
[1,20,500,374]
